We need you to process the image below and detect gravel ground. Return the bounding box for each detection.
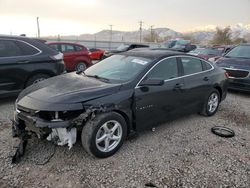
[0,91,249,188]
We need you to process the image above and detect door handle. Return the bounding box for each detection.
[17,60,29,64]
[203,77,209,81]
[173,83,184,90]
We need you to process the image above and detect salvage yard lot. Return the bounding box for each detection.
[0,92,250,188]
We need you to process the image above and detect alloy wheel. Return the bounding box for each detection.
[207,93,219,113]
[95,120,123,152]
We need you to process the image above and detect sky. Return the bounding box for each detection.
[0,0,250,37]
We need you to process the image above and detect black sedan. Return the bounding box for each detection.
[103,43,149,59]
[13,49,228,159]
[216,44,250,92]
[0,35,65,98]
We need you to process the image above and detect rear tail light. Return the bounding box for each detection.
[224,72,229,78]
[50,53,63,60]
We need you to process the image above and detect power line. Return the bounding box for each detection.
[37,17,40,38]
[150,25,154,42]
[109,24,113,49]
[139,21,143,43]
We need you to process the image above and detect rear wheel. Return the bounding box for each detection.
[75,62,87,71]
[25,74,50,88]
[200,89,220,116]
[81,112,127,158]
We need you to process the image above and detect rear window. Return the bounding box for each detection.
[181,57,203,75]
[75,45,83,51]
[15,41,40,55]
[0,40,22,57]
[61,44,76,53]
[0,39,39,57]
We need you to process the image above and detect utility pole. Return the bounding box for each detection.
[150,25,154,42]
[109,24,113,50]
[139,21,143,43]
[36,17,40,38]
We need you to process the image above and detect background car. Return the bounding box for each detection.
[89,48,105,60]
[208,45,234,62]
[188,47,223,60]
[14,49,228,159]
[47,42,93,71]
[215,44,250,92]
[161,39,197,52]
[103,43,149,58]
[0,35,65,98]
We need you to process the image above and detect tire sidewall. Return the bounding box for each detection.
[87,113,127,158]
[205,90,220,116]
[76,62,87,71]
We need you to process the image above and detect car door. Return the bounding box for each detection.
[178,56,213,112]
[0,39,39,96]
[60,44,76,70]
[134,57,186,131]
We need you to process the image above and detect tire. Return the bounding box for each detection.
[25,74,50,88]
[81,112,127,158]
[211,126,235,138]
[75,62,87,71]
[200,89,220,116]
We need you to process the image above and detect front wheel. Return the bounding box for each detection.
[75,62,87,71]
[200,89,220,116]
[81,112,127,158]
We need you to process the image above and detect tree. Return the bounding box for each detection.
[210,27,232,45]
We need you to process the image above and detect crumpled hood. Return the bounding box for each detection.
[216,57,250,70]
[17,73,121,111]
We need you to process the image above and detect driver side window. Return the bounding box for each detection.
[147,57,178,80]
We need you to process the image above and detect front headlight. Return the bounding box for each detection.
[15,99,20,113]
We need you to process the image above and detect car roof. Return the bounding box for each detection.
[47,41,84,46]
[122,48,184,59]
[0,34,30,40]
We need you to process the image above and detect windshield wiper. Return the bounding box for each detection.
[85,74,110,82]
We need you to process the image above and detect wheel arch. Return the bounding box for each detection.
[24,70,55,88]
[113,110,132,134]
[213,84,222,102]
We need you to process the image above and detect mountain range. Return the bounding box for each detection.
[54,23,250,44]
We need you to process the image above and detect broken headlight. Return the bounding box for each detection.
[38,110,83,121]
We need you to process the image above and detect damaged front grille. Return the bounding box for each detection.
[224,68,249,78]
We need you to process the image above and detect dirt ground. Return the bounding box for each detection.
[0,91,249,188]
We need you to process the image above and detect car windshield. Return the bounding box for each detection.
[84,55,151,83]
[116,44,129,51]
[225,46,250,59]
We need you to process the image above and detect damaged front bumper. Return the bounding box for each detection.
[11,108,86,163]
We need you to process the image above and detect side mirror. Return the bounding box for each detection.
[139,78,164,86]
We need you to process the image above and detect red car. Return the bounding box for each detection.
[89,48,105,60]
[47,42,93,71]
